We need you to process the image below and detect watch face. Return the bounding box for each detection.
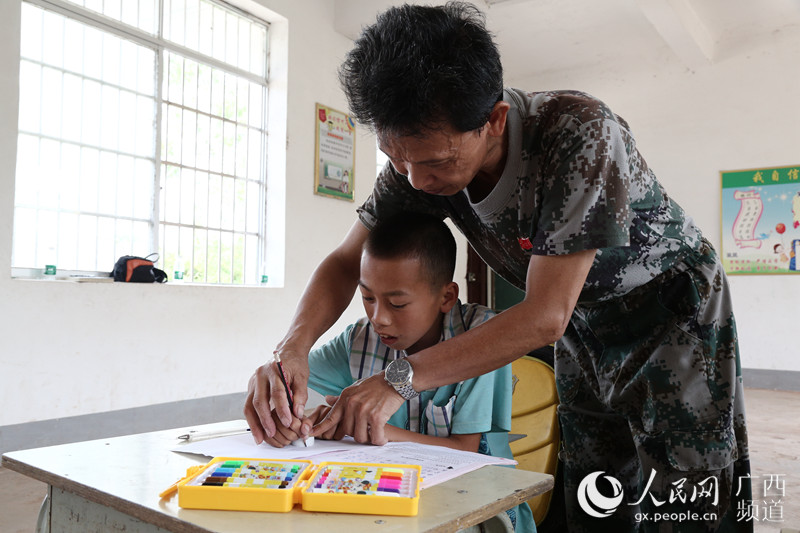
[386,358,411,385]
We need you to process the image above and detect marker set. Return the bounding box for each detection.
[309,464,410,495]
[189,459,306,489]
[168,457,421,516]
[174,458,313,512]
[302,462,420,516]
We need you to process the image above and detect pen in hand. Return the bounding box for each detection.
[273,351,307,447]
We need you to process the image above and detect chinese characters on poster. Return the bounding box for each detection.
[721,165,800,274]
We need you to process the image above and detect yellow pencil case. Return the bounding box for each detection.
[165,457,422,516]
[174,457,314,513]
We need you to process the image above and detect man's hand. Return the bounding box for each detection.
[244,349,311,444]
[311,373,405,445]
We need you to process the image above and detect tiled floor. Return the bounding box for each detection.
[0,388,798,532]
[744,389,800,532]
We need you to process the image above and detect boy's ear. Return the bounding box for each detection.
[439,281,459,313]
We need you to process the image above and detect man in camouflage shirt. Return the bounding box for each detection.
[245,3,751,531]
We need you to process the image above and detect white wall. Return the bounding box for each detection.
[0,0,382,427]
[507,25,800,372]
[3,0,793,430]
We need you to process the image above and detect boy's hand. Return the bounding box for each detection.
[311,373,404,445]
[306,404,332,425]
[306,402,339,440]
[244,348,311,444]
[260,409,308,448]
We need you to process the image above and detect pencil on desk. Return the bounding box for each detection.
[177,428,251,441]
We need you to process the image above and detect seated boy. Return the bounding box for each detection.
[265,212,534,532]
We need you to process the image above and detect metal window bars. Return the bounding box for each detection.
[14,0,269,285]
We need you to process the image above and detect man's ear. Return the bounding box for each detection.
[486,101,510,138]
[439,281,459,313]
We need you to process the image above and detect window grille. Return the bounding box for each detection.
[376,147,388,177]
[14,0,270,285]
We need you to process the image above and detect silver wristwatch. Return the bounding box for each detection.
[384,357,419,400]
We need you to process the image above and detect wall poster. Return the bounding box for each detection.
[314,103,356,201]
[721,164,800,274]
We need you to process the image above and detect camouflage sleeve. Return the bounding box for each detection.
[356,163,448,230]
[532,115,634,255]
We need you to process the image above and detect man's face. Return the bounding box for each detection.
[358,253,451,354]
[378,124,491,196]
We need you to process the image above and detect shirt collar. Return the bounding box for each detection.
[440,299,466,342]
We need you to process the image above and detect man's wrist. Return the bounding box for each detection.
[384,358,420,400]
[381,376,405,400]
[273,339,312,362]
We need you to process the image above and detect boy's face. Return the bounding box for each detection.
[358,253,458,354]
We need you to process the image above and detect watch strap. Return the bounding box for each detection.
[385,358,420,400]
[393,380,419,400]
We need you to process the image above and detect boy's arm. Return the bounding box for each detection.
[449,304,514,437]
[306,324,357,397]
[383,425,482,453]
[304,406,481,452]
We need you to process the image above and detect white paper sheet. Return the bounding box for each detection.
[172,431,516,489]
[317,441,517,488]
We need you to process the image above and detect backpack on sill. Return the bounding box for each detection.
[111,254,168,283]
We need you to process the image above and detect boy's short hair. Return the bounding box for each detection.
[364,212,456,288]
[339,1,503,137]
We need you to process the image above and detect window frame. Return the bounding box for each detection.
[12,0,277,286]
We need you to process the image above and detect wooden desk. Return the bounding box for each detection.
[1,421,553,532]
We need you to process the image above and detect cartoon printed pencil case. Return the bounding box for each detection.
[160,457,422,516]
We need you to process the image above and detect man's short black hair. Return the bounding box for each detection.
[339,1,503,137]
[364,212,456,288]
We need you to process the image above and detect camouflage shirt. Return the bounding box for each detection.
[358,88,703,303]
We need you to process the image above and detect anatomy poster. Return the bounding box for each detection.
[721,165,800,274]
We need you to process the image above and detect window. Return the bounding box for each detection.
[376,146,388,177]
[14,0,271,285]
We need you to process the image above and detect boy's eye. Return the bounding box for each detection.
[390,302,408,309]
[361,294,375,302]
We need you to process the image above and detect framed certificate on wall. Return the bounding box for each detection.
[314,103,356,201]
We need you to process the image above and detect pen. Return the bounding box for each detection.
[273,351,307,447]
[177,428,251,441]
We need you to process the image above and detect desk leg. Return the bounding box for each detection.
[48,488,171,533]
[36,488,50,533]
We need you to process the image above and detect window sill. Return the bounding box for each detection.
[11,268,280,287]
[12,267,113,282]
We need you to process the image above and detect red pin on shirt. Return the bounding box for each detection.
[518,237,533,251]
